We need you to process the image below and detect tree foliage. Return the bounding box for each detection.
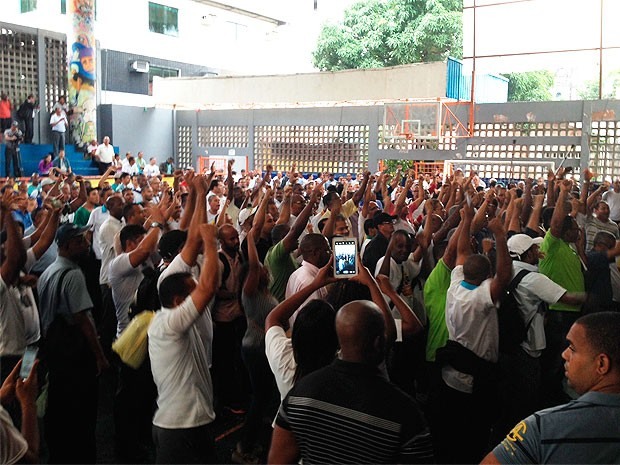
[578,72,620,100]
[502,71,554,102]
[312,0,463,71]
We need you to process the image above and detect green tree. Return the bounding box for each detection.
[312,0,463,71]
[578,72,620,100]
[502,71,554,102]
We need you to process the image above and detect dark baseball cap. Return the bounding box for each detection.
[56,223,90,246]
[373,211,397,228]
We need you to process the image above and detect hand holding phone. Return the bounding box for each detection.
[332,237,358,279]
[20,346,38,380]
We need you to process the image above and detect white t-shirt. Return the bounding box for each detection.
[86,206,109,260]
[511,261,566,357]
[0,276,27,357]
[0,405,27,465]
[143,164,160,178]
[95,143,115,164]
[98,216,122,285]
[602,189,620,222]
[264,326,296,401]
[443,265,497,394]
[49,112,67,133]
[148,296,215,429]
[109,253,145,337]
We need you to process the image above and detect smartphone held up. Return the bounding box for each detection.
[332,237,358,279]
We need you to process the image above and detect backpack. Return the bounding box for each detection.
[497,269,533,353]
[131,266,162,317]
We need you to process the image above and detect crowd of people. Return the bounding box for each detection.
[1,155,620,464]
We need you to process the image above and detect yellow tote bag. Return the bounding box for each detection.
[112,311,155,369]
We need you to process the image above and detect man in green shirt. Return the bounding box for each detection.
[265,182,322,301]
[539,178,586,407]
[73,187,100,227]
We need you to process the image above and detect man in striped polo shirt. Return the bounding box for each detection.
[483,312,620,464]
[268,300,433,464]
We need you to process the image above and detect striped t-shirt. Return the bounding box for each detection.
[276,359,433,464]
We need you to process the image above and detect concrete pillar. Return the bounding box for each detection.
[67,0,97,148]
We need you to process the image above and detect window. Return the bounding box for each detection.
[21,0,37,13]
[148,65,179,95]
[149,2,178,36]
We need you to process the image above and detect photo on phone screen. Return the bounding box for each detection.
[20,346,38,380]
[332,237,358,279]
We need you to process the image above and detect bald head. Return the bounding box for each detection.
[336,300,385,364]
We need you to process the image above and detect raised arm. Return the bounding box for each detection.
[550,179,572,238]
[455,203,474,266]
[30,205,60,260]
[351,262,397,346]
[376,274,423,336]
[249,186,272,243]
[191,224,220,312]
[179,174,209,266]
[526,194,545,234]
[519,178,533,226]
[488,217,512,305]
[68,176,87,213]
[0,191,26,285]
[351,170,370,206]
[243,228,261,296]
[276,187,292,225]
[98,166,116,187]
[265,262,336,330]
[281,182,322,253]
[471,188,494,234]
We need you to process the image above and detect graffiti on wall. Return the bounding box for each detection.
[68,0,97,149]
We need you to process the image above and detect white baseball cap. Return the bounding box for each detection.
[507,234,543,258]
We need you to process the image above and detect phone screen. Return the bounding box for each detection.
[333,238,358,278]
[20,346,38,380]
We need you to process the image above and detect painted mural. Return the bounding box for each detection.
[68,0,97,149]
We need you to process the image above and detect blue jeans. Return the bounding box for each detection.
[52,131,65,158]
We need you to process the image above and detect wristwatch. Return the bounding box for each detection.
[151,222,164,230]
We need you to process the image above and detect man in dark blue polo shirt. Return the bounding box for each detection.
[483,312,620,464]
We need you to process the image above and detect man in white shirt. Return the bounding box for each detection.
[149,224,219,463]
[144,157,160,178]
[603,179,620,224]
[430,206,512,464]
[109,222,162,458]
[95,136,115,174]
[97,195,124,354]
[121,154,139,176]
[49,107,67,158]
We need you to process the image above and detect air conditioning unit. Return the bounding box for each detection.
[130,60,150,73]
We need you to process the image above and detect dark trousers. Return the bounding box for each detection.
[51,131,65,158]
[44,332,98,464]
[211,317,249,409]
[114,357,158,452]
[5,146,22,177]
[22,118,33,143]
[493,349,541,443]
[153,423,216,464]
[99,284,117,359]
[429,376,498,464]
[98,161,111,175]
[239,344,278,452]
[540,310,579,408]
